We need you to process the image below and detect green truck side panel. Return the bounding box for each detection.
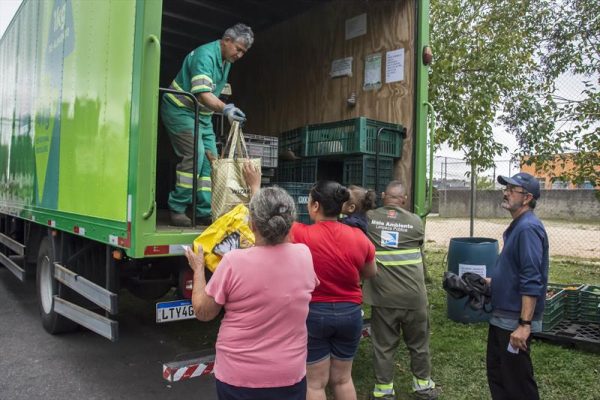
[1,0,430,258]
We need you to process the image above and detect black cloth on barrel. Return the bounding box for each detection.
[443,271,492,312]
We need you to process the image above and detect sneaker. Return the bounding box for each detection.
[413,387,441,400]
[170,211,192,227]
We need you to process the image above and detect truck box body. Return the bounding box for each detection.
[0,0,432,340]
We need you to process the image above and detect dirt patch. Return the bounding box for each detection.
[424,216,600,260]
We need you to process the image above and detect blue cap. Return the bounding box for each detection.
[497,172,540,199]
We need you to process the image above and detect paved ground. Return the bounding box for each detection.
[425,216,600,259]
[0,268,219,400]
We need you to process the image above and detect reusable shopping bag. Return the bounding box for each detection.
[211,121,261,219]
[193,204,255,272]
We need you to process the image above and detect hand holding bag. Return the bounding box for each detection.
[211,121,261,219]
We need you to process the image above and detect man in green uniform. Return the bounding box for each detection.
[161,23,254,226]
[364,181,439,400]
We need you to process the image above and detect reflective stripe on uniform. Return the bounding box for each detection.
[373,383,394,397]
[177,172,212,192]
[198,176,211,192]
[191,74,214,92]
[167,81,195,108]
[376,248,422,266]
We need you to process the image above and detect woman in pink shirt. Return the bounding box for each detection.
[185,185,319,400]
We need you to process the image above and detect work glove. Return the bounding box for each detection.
[223,103,246,124]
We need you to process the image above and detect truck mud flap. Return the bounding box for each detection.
[53,262,119,341]
[0,232,26,281]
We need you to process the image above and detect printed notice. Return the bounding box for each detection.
[330,57,353,78]
[364,53,382,91]
[458,263,487,278]
[385,48,405,83]
[345,13,367,40]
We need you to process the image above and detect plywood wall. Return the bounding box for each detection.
[230,0,415,195]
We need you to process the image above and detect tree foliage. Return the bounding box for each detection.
[430,0,600,186]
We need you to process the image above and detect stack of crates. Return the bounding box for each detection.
[268,182,312,225]
[244,133,278,184]
[543,287,566,331]
[277,117,405,193]
[579,285,600,323]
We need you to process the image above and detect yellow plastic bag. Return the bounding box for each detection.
[193,204,255,272]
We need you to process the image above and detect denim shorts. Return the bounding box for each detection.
[306,302,363,364]
[215,377,306,400]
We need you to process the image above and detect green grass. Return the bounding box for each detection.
[350,250,600,400]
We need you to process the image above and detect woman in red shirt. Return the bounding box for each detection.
[291,180,377,400]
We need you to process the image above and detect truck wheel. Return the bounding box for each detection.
[36,237,77,334]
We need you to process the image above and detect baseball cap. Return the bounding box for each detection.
[497,172,540,199]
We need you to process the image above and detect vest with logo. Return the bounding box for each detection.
[363,206,428,309]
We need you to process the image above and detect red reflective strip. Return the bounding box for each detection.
[144,245,170,255]
[163,367,173,381]
[181,364,199,380]
[203,362,214,375]
[73,226,80,234]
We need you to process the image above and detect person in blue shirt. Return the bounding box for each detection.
[486,172,549,400]
[161,24,253,227]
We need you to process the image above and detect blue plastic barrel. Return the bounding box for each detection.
[447,237,499,323]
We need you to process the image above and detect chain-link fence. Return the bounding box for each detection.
[425,156,600,260]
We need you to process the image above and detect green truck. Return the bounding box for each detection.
[0,0,434,342]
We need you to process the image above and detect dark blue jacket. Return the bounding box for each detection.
[341,213,368,234]
[491,210,549,320]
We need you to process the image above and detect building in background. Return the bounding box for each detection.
[521,153,600,190]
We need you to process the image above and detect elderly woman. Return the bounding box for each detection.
[291,180,377,400]
[185,184,319,400]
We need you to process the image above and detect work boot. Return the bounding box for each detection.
[196,216,213,226]
[170,211,192,227]
[413,387,441,400]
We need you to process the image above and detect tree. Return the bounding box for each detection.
[430,0,600,186]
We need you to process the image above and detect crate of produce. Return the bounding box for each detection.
[343,155,394,192]
[548,283,584,320]
[304,117,405,157]
[278,127,308,159]
[276,158,318,183]
[544,286,566,314]
[270,182,312,224]
[542,307,565,332]
[244,133,278,168]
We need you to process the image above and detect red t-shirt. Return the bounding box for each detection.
[291,221,375,304]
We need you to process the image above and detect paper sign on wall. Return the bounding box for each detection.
[458,263,487,278]
[385,48,405,83]
[330,57,353,78]
[345,13,367,40]
[364,53,382,91]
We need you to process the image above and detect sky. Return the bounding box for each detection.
[0,0,22,39]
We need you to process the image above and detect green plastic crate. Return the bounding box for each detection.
[271,182,312,224]
[548,283,583,319]
[276,158,318,183]
[343,155,394,192]
[304,117,405,157]
[545,288,566,314]
[278,127,308,159]
[542,308,565,331]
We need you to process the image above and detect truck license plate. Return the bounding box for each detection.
[156,300,195,323]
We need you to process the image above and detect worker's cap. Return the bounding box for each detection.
[497,172,540,199]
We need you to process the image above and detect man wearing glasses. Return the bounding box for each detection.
[486,173,549,400]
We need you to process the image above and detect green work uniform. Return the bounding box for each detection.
[364,206,435,396]
[160,40,231,217]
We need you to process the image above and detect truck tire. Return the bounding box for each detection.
[36,237,77,334]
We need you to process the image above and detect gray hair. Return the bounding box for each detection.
[223,23,254,48]
[249,187,296,245]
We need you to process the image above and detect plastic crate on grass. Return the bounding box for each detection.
[270,182,313,224]
[244,133,278,168]
[304,117,405,157]
[343,155,394,192]
[543,287,565,331]
[548,283,584,320]
[579,285,600,323]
